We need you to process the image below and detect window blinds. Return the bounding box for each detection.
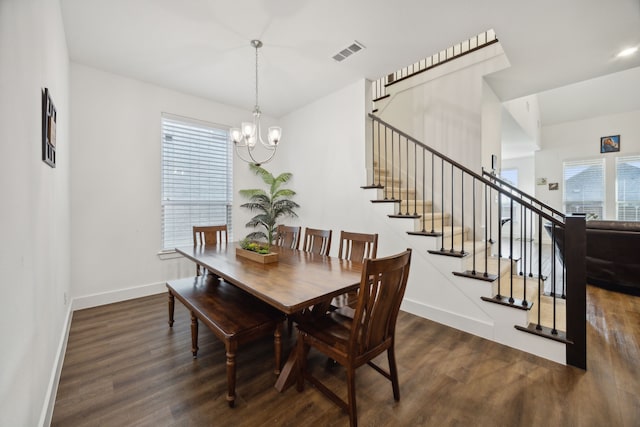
[563,158,605,219]
[161,115,232,250]
[616,155,640,220]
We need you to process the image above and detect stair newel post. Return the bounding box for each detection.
[509,198,514,303]
[565,214,586,369]
[460,170,465,255]
[440,157,445,251]
[483,182,489,278]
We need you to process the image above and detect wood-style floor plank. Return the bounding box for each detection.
[52,285,640,426]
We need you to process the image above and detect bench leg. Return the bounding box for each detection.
[274,322,282,375]
[226,341,238,408]
[168,291,175,327]
[190,311,199,358]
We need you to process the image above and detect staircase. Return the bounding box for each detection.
[361,113,586,369]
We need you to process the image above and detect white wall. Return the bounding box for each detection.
[535,109,640,219]
[70,64,264,305]
[0,0,70,425]
[272,79,370,257]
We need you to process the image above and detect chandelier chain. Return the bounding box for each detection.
[254,42,259,111]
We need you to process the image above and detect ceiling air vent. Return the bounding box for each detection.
[332,40,366,62]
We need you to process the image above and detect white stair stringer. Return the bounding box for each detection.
[360,188,566,365]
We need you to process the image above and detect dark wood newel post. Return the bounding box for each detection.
[565,214,587,370]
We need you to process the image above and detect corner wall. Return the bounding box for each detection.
[0,0,71,425]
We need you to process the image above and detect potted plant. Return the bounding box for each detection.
[239,163,300,247]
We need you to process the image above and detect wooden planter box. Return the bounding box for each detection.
[235,247,279,264]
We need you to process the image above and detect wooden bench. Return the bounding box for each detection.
[167,274,284,407]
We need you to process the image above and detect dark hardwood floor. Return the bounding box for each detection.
[52,285,640,426]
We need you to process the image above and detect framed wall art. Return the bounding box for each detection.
[42,87,57,167]
[600,135,619,153]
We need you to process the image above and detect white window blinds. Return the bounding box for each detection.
[563,158,605,219]
[161,114,232,250]
[616,155,640,220]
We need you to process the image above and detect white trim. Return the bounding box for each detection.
[72,281,167,311]
[38,304,73,427]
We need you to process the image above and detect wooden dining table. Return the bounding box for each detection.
[175,242,363,391]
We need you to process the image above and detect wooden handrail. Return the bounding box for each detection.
[482,169,565,220]
[368,113,564,227]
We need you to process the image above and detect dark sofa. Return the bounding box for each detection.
[584,220,640,295]
[547,220,640,295]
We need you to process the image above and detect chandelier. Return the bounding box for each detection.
[230,40,282,166]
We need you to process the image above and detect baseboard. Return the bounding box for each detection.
[38,303,72,427]
[400,297,494,340]
[72,281,167,311]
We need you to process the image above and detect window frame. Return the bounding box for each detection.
[160,113,233,252]
[562,158,605,219]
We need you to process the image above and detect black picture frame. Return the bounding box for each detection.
[600,135,620,154]
[42,88,56,168]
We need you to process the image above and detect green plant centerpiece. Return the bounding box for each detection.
[239,163,300,251]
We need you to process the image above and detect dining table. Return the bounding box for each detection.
[175,242,363,391]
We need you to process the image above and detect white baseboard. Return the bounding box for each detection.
[39,304,72,427]
[72,281,167,311]
[400,297,494,340]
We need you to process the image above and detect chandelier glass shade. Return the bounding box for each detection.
[230,40,282,166]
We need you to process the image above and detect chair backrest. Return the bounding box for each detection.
[337,231,378,263]
[349,249,412,357]
[193,225,228,246]
[275,225,301,250]
[302,227,332,256]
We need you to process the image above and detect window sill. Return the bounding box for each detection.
[157,250,184,260]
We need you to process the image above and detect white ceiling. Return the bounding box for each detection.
[60,0,640,120]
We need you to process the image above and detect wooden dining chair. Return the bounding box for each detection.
[333,231,379,310]
[296,248,413,427]
[192,225,228,275]
[337,230,378,262]
[302,227,332,256]
[274,225,301,250]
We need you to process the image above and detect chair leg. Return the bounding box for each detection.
[226,341,238,408]
[388,346,400,401]
[346,366,358,427]
[190,311,199,358]
[296,334,307,392]
[274,322,282,375]
[167,292,175,327]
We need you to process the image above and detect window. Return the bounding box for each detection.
[616,155,640,220]
[161,114,232,250]
[563,159,605,219]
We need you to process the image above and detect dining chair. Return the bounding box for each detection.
[333,231,379,310]
[274,225,301,250]
[296,248,413,427]
[193,225,228,275]
[302,227,332,256]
